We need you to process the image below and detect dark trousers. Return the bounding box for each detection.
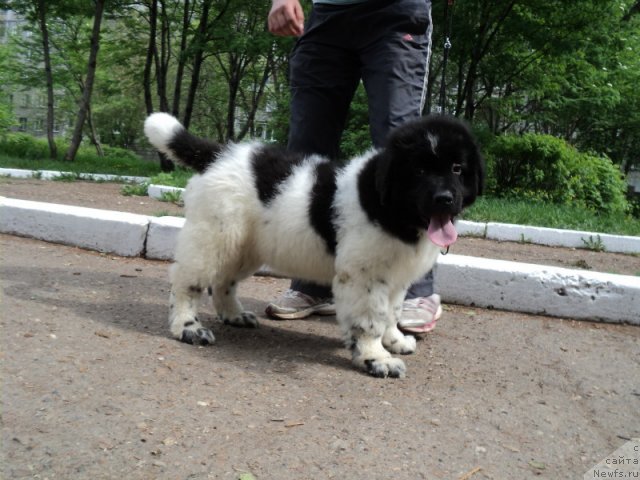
[288,0,435,299]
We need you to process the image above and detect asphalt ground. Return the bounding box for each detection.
[2,234,639,479]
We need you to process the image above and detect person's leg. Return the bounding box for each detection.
[357,0,440,328]
[267,4,360,318]
[358,0,433,145]
[287,4,361,158]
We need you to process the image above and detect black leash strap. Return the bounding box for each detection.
[437,0,454,115]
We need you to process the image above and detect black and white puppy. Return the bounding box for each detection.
[144,113,484,378]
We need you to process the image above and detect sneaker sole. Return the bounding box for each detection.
[266,303,336,320]
[398,305,443,335]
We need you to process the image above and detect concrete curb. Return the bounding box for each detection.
[1,197,149,256]
[146,215,185,260]
[0,167,148,184]
[485,222,640,254]
[1,196,638,324]
[435,255,639,325]
[456,220,640,254]
[148,184,183,201]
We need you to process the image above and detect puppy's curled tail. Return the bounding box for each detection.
[144,112,222,173]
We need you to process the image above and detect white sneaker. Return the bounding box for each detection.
[398,294,442,334]
[265,289,336,320]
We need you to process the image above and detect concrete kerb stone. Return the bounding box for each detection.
[456,220,640,254]
[0,167,148,184]
[0,197,149,257]
[484,222,640,254]
[435,254,640,325]
[148,184,184,201]
[1,195,639,324]
[456,220,487,238]
[146,216,184,260]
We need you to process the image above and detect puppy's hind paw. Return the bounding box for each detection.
[180,326,215,346]
[222,312,259,329]
[364,357,406,379]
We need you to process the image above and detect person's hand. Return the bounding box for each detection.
[268,0,305,37]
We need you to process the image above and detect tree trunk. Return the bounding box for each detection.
[142,0,174,172]
[172,0,191,117]
[156,1,170,113]
[183,0,212,130]
[143,0,158,116]
[36,0,57,159]
[86,104,104,157]
[64,0,106,161]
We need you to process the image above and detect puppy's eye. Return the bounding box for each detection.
[452,164,463,175]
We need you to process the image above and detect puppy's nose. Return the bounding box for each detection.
[434,191,454,207]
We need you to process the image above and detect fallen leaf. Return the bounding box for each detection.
[529,461,546,470]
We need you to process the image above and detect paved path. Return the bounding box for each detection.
[2,234,639,479]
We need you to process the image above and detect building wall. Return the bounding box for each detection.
[1,9,65,137]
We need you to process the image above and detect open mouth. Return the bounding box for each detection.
[426,214,458,248]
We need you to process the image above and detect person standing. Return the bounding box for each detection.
[266,0,442,334]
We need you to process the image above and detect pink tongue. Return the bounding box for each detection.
[427,215,458,247]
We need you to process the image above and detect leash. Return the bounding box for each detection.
[439,1,454,257]
[437,0,454,115]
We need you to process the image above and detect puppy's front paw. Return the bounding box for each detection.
[384,334,416,355]
[180,322,215,346]
[221,311,259,328]
[363,357,406,379]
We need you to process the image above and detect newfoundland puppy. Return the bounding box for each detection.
[144,113,484,378]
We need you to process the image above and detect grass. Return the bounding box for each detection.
[0,150,161,178]
[463,197,640,236]
[148,168,193,188]
[120,183,149,196]
[159,190,184,205]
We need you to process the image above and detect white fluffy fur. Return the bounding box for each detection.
[145,113,442,378]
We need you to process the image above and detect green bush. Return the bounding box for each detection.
[484,133,629,214]
[0,132,51,159]
[149,168,194,188]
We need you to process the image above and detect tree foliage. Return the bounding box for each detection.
[1,0,638,205]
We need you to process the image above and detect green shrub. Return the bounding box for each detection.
[149,168,193,188]
[484,133,628,214]
[121,183,149,196]
[0,133,51,159]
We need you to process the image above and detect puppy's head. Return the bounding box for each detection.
[376,115,485,247]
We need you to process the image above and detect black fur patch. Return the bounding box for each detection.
[358,154,420,244]
[168,127,222,173]
[309,162,338,255]
[250,146,306,204]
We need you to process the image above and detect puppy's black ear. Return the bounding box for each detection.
[375,151,394,206]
